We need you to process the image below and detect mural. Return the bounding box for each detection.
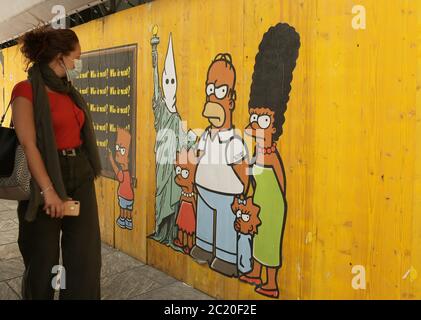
[2,0,418,300]
[108,128,135,229]
[149,22,300,299]
[149,26,196,250]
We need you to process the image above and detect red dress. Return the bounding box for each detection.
[176,201,196,235]
[10,80,85,150]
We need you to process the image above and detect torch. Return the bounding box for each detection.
[151,25,160,102]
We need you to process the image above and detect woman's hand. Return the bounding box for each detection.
[42,188,65,218]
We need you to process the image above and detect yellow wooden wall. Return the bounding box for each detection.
[0,0,420,299]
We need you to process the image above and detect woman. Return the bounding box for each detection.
[10,26,103,300]
[239,23,300,299]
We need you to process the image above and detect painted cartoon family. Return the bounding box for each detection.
[149,23,300,299]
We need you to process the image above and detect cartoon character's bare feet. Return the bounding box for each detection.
[239,275,262,286]
[173,239,183,248]
[246,269,261,278]
[255,285,279,299]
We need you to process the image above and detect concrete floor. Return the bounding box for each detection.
[0,199,213,300]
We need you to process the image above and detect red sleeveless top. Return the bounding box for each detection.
[11,80,85,150]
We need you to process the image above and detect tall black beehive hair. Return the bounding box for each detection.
[248,23,300,141]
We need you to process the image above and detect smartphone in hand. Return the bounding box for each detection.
[64,200,80,216]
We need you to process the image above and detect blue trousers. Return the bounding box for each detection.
[195,185,237,264]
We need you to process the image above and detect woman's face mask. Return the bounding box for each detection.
[61,57,82,81]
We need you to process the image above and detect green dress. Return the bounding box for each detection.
[252,164,286,267]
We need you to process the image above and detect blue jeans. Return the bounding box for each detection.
[195,185,237,264]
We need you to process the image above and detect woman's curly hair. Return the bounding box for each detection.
[18,25,79,70]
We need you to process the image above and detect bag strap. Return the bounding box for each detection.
[0,100,14,128]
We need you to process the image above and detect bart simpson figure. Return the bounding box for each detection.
[108,128,135,230]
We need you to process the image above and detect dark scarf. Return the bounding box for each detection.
[23,62,102,222]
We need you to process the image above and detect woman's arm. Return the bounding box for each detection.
[12,96,65,218]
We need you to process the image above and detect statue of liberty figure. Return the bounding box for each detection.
[149,26,195,249]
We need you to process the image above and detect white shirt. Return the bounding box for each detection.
[195,127,247,195]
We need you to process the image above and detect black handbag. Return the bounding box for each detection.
[0,102,31,200]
